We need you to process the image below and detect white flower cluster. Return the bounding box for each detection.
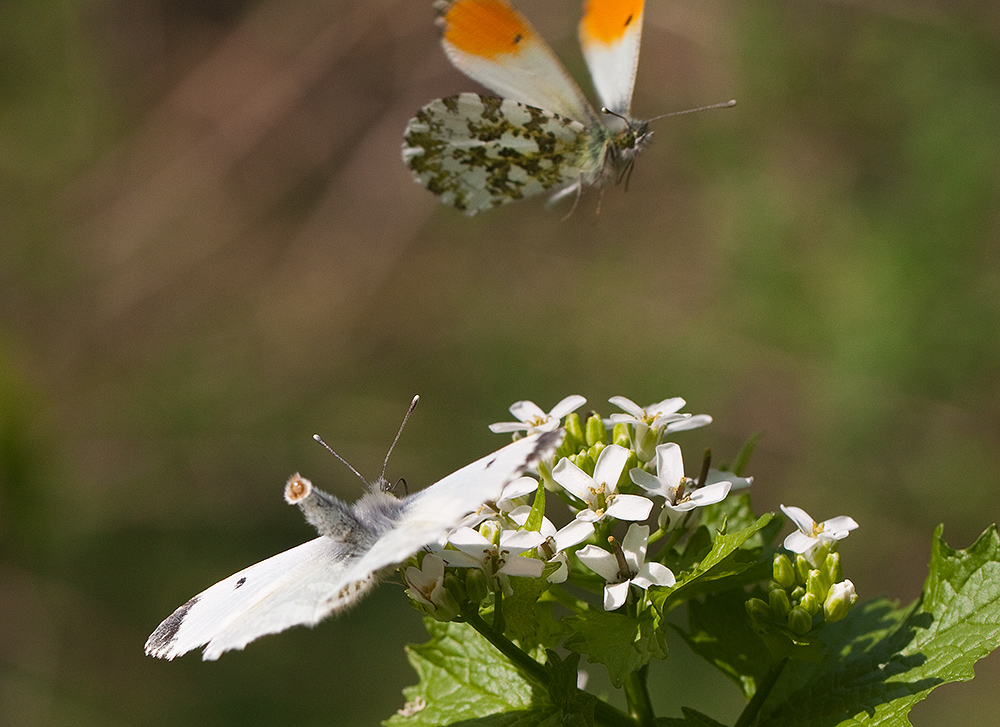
[405,395,759,614]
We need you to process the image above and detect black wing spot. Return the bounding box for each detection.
[513,33,522,44]
[235,577,246,588]
[625,14,633,27]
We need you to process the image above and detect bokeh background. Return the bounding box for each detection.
[2,0,998,725]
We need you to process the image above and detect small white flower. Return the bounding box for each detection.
[608,396,713,461]
[780,505,859,555]
[458,476,540,529]
[441,526,546,578]
[489,395,587,434]
[552,444,653,523]
[404,553,447,609]
[509,508,595,582]
[577,523,675,610]
[403,554,459,620]
[630,443,733,516]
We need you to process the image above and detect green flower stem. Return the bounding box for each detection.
[733,658,787,727]
[463,609,635,727]
[623,665,655,727]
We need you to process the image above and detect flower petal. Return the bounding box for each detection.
[552,519,594,551]
[577,544,621,582]
[633,562,675,589]
[780,505,816,534]
[630,467,664,496]
[664,413,712,432]
[592,444,630,491]
[549,394,587,419]
[500,476,540,501]
[447,526,492,554]
[552,458,596,502]
[821,516,859,537]
[500,529,546,553]
[509,400,546,423]
[607,494,654,522]
[654,443,685,489]
[488,421,529,433]
[604,580,630,610]
[620,523,650,572]
[783,530,818,554]
[608,396,644,418]
[688,480,732,507]
[499,555,545,578]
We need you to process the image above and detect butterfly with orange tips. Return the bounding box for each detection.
[403,0,653,215]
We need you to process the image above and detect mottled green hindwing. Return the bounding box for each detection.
[402,93,593,215]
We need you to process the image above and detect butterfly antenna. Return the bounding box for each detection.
[381,395,419,480]
[313,433,369,485]
[646,99,737,124]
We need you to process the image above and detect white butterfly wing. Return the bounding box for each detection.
[145,536,374,661]
[579,0,646,115]
[343,429,563,584]
[437,0,598,124]
[146,429,562,661]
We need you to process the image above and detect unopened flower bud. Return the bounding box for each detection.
[787,606,813,635]
[823,580,858,622]
[794,555,812,586]
[773,554,796,589]
[806,570,828,602]
[465,568,489,605]
[798,592,820,616]
[768,588,792,618]
[612,422,630,448]
[745,597,771,631]
[585,414,607,447]
[563,413,585,451]
[823,551,842,585]
[443,573,466,602]
[635,425,659,463]
[571,451,595,476]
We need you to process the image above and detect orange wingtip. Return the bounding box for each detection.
[439,0,535,59]
[581,0,644,45]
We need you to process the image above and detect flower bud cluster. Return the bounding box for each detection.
[746,548,858,638]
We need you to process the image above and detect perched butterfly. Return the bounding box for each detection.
[144,398,563,661]
[403,0,654,215]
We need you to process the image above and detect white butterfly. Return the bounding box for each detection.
[145,414,563,661]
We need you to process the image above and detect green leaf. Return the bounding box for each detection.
[676,588,774,699]
[746,525,1000,726]
[384,619,555,727]
[653,512,775,610]
[504,567,559,644]
[564,607,668,688]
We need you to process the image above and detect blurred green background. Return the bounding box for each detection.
[1,0,998,724]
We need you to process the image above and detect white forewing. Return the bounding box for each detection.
[145,429,562,660]
[579,0,645,115]
[437,0,597,124]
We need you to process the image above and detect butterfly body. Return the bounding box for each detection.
[403,0,651,214]
[145,429,562,660]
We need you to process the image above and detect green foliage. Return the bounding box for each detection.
[564,608,668,688]
[746,525,1000,726]
[391,517,1000,726]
